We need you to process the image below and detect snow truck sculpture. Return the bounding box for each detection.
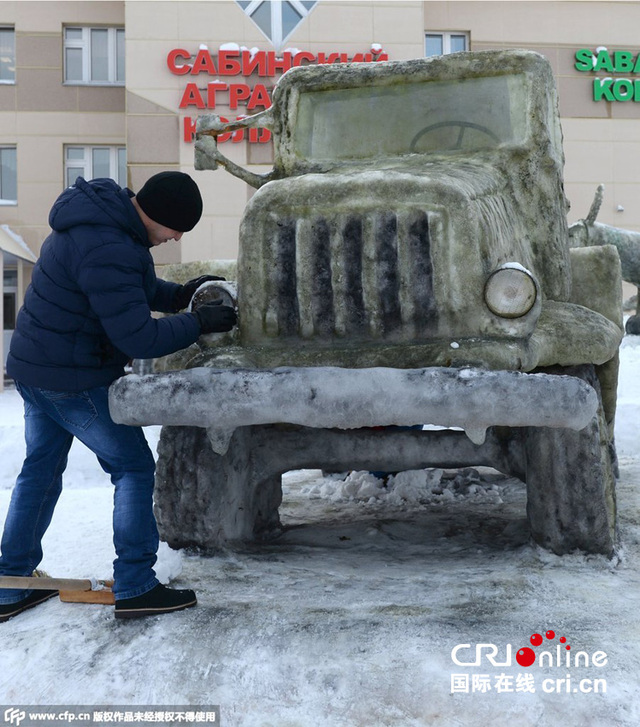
[109,49,623,556]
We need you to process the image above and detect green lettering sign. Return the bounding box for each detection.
[614,51,634,72]
[593,49,615,72]
[593,78,614,101]
[575,48,594,72]
[577,48,640,101]
[612,78,634,101]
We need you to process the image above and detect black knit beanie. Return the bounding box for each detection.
[136,171,203,232]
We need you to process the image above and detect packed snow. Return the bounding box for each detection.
[2,337,640,726]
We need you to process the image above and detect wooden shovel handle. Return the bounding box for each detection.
[0,576,109,591]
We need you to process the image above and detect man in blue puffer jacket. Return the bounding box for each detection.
[0,172,236,621]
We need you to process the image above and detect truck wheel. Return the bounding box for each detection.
[523,364,617,556]
[154,425,282,550]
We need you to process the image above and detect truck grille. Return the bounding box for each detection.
[260,209,438,342]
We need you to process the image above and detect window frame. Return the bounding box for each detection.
[425,31,470,57]
[0,146,17,205]
[236,0,317,49]
[64,145,127,188]
[63,26,125,86]
[0,26,15,84]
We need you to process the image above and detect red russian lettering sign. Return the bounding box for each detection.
[169,45,389,143]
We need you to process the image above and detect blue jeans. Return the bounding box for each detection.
[0,382,159,602]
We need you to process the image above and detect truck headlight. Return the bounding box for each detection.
[484,264,537,318]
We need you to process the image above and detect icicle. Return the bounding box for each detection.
[207,427,234,455]
[465,427,487,445]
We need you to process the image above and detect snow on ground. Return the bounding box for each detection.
[1,340,640,725]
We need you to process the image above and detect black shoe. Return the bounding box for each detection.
[115,583,197,619]
[0,590,58,623]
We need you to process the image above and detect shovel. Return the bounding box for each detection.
[0,574,115,604]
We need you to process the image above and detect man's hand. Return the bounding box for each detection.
[173,275,225,311]
[193,299,237,333]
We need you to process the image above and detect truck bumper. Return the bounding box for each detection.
[109,366,599,454]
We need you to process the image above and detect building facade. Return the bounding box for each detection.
[1,0,639,373]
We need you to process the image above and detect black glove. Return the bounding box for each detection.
[173,275,226,311]
[193,299,237,334]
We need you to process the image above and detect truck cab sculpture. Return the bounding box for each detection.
[109,49,623,556]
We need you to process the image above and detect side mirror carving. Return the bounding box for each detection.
[195,111,275,189]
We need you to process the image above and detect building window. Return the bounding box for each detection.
[425,32,469,57]
[64,27,125,85]
[0,27,15,83]
[65,146,127,188]
[0,147,17,203]
[4,270,17,330]
[3,292,16,330]
[236,0,317,49]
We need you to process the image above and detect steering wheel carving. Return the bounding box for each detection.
[409,121,500,153]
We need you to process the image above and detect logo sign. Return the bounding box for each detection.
[450,628,608,695]
[3,710,25,727]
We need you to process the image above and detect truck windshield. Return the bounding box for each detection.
[293,73,529,162]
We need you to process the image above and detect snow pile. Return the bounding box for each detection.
[302,467,506,506]
[155,542,183,585]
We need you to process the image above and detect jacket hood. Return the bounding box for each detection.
[49,177,149,245]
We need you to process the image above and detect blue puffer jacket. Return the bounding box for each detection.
[7,177,201,392]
